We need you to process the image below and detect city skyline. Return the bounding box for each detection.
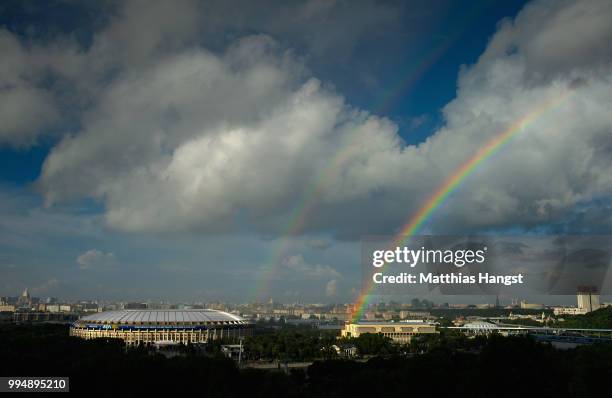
[2,285,608,310]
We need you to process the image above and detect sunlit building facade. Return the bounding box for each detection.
[341,321,437,343]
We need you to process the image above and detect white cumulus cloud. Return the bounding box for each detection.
[281,254,340,280]
[76,249,116,270]
[22,0,612,238]
[325,279,337,297]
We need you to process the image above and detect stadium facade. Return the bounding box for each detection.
[70,309,252,345]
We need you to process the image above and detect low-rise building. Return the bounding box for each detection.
[399,310,431,319]
[382,312,397,320]
[363,312,378,320]
[341,321,437,344]
[520,300,544,310]
[13,311,78,323]
[553,307,588,316]
[331,344,357,357]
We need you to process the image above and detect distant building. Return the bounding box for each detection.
[17,288,31,308]
[381,312,393,320]
[577,290,600,312]
[124,302,148,310]
[331,344,357,357]
[399,310,431,320]
[1,296,17,306]
[520,300,544,310]
[13,312,77,323]
[46,304,60,312]
[553,307,588,316]
[363,312,377,320]
[341,321,437,344]
[329,312,350,321]
[79,303,100,313]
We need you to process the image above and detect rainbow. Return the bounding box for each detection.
[251,142,360,300]
[251,3,501,301]
[350,91,571,321]
[251,46,467,301]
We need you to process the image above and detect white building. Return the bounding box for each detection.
[520,300,544,310]
[553,307,588,316]
[341,320,437,344]
[577,291,600,312]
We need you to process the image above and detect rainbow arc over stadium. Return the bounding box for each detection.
[350,91,571,322]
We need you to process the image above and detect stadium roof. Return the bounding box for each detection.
[79,309,246,324]
[462,321,500,330]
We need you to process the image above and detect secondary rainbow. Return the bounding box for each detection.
[351,91,571,321]
[250,28,473,301]
[251,144,359,300]
[251,4,513,301]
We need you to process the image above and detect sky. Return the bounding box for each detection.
[1,0,612,303]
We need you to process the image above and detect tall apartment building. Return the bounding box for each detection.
[577,290,600,312]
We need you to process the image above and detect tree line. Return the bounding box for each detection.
[1,323,610,396]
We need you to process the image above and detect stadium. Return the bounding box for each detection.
[70,309,252,345]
